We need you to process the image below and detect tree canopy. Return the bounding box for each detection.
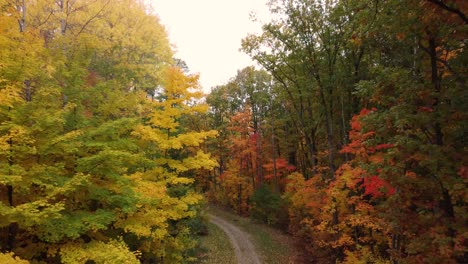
[205,0,467,263]
[0,0,216,262]
[1,0,466,263]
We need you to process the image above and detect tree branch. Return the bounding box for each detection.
[427,0,468,24]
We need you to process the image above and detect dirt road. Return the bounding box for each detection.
[208,213,262,264]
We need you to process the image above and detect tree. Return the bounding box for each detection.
[242,0,367,177]
[130,66,217,261]
[0,1,215,262]
[238,0,467,262]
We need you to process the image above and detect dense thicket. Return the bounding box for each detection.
[205,0,466,263]
[0,0,216,262]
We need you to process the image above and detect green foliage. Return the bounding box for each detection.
[250,185,287,227]
[0,0,215,263]
[206,0,467,263]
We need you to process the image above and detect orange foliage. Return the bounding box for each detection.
[262,158,295,191]
[218,160,254,215]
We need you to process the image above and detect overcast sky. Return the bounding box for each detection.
[148,0,272,93]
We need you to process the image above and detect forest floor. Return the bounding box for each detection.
[198,205,307,264]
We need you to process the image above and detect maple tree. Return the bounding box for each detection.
[217,108,256,215]
[0,0,216,262]
[126,66,217,262]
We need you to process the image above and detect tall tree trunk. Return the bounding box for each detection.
[428,36,443,146]
[320,87,336,175]
[309,67,336,176]
[340,95,349,162]
[427,34,456,249]
[58,0,68,35]
[16,0,26,32]
[306,96,318,174]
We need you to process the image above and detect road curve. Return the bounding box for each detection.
[208,213,262,264]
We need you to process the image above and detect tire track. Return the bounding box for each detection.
[208,213,262,264]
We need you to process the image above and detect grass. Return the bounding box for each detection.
[196,221,236,264]
[206,205,304,264]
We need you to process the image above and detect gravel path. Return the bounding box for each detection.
[208,213,262,264]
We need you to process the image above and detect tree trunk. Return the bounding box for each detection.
[16,0,26,32]
[428,36,443,146]
[428,34,456,252]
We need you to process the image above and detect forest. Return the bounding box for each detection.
[0,0,466,263]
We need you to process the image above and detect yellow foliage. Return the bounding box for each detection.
[149,111,180,130]
[118,168,202,251]
[0,1,213,262]
[0,125,35,153]
[177,130,218,147]
[182,150,218,171]
[169,177,194,185]
[125,172,167,199]
[0,200,64,228]
[132,127,217,151]
[0,82,22,108]
[60,239,139,264]
[285,173,326,228]
[0,252,29,264]
[219,160,254,214]
[116,207,169,238]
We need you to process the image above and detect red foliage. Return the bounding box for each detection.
[458,166,467,179]
[362,176,395,198]
[349,108,374,131]
[250,132,258,143]
[341,109,377,155]
[342,109,395,157]
[360,107,376,116]
[418,106,433,113]
[374,143,395,150]
[340,109,397,199]
[263,158,296,180]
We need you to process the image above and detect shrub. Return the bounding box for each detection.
[250,185,288,227]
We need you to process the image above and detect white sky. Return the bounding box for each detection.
[148,0,272,93]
